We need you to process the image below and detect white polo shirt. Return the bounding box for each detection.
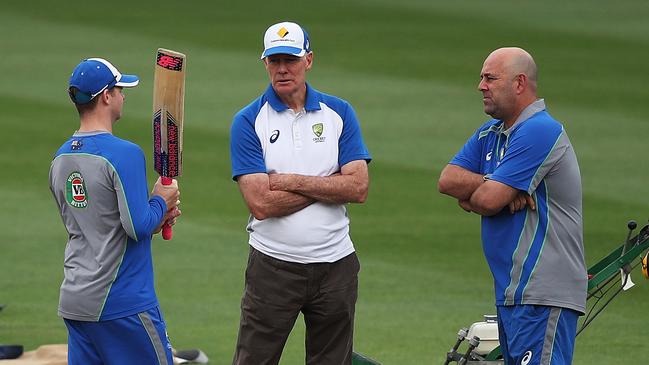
[230,83,371,263]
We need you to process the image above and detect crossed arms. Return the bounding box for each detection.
[236,160,369,220]
[438,164,534,216]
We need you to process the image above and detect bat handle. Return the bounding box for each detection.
[161,176,173,240]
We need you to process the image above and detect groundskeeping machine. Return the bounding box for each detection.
[444,220,649,365]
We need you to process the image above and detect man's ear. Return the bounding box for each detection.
[515,73,528,95]
[99,89,111,105]
[305,52,313,71]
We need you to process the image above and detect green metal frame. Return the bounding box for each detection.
[587,224,649,290]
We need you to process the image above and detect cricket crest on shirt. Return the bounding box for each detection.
[66,172,88,208]
[312,123,326,143]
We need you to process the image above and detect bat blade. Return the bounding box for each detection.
[153,48,185,178]
[153,48,186,240]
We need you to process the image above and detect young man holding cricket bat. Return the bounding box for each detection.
[49,58,181,365]
[230,21,371,365]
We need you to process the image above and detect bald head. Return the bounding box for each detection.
[486,47,538,89]
[478,47,539,126]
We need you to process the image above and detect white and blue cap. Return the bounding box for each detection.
[261,22,311,59]
[68,58,139,104]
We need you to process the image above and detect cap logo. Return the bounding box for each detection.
[277,27,289,38]
[66,172,88,208]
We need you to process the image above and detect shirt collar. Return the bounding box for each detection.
[73,130,111,137]
[503,99,546,136]
[264,83,322,112]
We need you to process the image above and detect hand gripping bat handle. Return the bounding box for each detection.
[161,176,173,240]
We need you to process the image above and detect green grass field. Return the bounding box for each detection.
[2,1,648,363]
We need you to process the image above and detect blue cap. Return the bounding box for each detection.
[68,58,139,104]
[261,22,311,59]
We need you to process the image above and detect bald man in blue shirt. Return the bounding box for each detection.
[439,47,587,365]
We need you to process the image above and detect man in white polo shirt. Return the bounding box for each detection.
[229,21,372,365]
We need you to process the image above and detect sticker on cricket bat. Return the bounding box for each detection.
[153,48,185,240]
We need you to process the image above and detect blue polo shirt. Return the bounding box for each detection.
[450,100,587,313]
[230,83,371,263]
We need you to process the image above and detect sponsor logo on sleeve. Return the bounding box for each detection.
[66,172,88,208]
[521,351,532,365]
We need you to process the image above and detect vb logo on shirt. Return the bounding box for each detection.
[66,172,88,208]
[312,123,326,143]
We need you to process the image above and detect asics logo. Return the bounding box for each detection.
[521,350,532,365]
[270,130,280,143]
[486,151,492,161]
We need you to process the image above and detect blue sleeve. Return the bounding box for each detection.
[489,120,563,193]
[449,127,482,173]
[230,111,266,180]
[112,145,166,241]
[338,102,371,167]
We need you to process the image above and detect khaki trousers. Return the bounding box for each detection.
[233,247,360,365]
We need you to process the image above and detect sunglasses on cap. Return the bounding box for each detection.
[68,75,117,105]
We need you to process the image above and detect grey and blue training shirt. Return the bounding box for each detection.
[451,100,587,313]
[49,131,166,321]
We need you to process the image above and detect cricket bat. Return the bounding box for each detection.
[153,48,185,240]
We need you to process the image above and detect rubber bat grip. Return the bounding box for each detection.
[161,176,173,240]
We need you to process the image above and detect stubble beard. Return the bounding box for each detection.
[483,101,501,120]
